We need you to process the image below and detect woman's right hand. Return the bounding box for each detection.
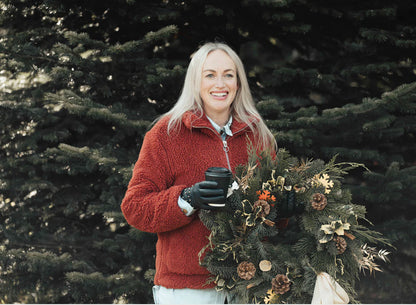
[181,181,225,210]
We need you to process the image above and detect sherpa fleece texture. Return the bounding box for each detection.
[121,110,260,289]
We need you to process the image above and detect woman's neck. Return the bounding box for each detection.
[205,111,230,128]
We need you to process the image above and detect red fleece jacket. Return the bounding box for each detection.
[121,111,259,289]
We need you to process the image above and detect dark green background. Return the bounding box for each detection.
[0,0,415,303]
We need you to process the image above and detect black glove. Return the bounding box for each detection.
[181,181,225,210]
[277,190,305,218]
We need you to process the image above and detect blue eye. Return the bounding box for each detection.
[205,74,215,79]
[225,74,234,78]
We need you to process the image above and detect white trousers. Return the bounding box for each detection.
[152,285,228,304]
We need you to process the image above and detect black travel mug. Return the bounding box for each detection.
[204,167,232,207]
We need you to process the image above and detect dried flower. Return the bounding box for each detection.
[236,163,257,193]
[253,200,271,217]
[319,220,351,243]
[257,190,276,202]
[358,244,390,275]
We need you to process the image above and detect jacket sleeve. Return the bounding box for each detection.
[121,128,195,233]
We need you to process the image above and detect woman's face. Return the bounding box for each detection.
[200,50,238,119]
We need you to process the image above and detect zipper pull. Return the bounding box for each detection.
[222,140,232,170]
[222,140,229,153]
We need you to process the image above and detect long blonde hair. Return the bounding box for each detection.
[159,42,277,150]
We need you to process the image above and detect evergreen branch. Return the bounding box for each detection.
[8,240,86,251]
[352,224,393,248]
[316,154,370,179]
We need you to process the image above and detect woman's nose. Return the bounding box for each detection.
[215,76,225,87]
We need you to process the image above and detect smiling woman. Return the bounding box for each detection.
[200,50,238,127]
[161,42,276,150]
[121,42,277,304]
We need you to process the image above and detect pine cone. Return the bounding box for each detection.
[253,200,271,217]
[311,193,327,210]
[237,261,256,280]
[335,236,347,254]
[271,274,291,294]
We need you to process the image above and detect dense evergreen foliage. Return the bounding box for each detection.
[1,0,415,303]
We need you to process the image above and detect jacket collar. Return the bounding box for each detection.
[182,110,258,135]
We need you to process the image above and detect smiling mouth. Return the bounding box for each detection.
[210,91,228,98]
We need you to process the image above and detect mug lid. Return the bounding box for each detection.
[206,167,231,174]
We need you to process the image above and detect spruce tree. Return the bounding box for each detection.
[0,0,182,302]
[1,0,415,303]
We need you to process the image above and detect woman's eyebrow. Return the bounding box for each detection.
[203,68,235,72]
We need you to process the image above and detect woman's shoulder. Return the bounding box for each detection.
[147,114,183,139]
[147,115,169,136]
[152,114,171,128]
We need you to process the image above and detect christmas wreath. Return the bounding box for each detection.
[199,147,390,304]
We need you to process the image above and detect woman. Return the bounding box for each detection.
[121,42,277,304]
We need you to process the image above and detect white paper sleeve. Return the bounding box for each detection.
[311,272,349,304]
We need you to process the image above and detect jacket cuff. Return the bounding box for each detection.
[178,196,196,216]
